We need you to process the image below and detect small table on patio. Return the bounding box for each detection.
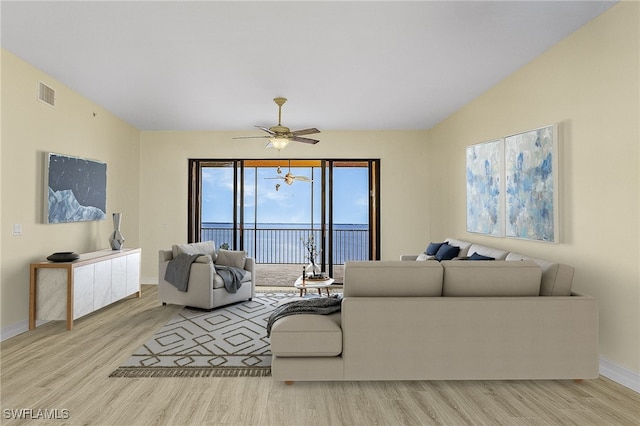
[294,275,335,297]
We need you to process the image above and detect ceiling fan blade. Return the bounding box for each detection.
[233,135,270,140]
[255,125,275,135]
[291,128,320,136]
[291,136,320,144]
[264,177,284,180]
[295,176,312,182]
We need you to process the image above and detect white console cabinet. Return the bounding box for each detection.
[30,248,141,330]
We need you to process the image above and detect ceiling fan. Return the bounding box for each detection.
[234,97,320,150]
[265,161,312,191]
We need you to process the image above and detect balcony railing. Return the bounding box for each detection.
[201,225,369,265]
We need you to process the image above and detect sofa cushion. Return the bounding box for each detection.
[506,253,574,296]
[269,312,342,357]
[444,238,473,257]
[212,271,252,289]
[344,261,443,297]
[435,243,460,261]
[441,260,542,296]
[467,243,508,260]
[215,249,247,269]
[173,241,217,262]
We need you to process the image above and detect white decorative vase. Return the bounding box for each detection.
[305,261,320,277]
[109,213,125,250]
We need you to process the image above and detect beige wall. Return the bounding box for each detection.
[138,130,430,281]
[0,50,141,328]
[427,2,639,372]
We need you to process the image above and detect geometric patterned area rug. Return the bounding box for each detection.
[109,291,295,378]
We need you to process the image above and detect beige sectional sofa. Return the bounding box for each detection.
[269,238,599,383]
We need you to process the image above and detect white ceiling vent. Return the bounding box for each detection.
[38,81,56,107]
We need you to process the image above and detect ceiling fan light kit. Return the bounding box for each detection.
[234,97,320,150]
[268,136,290,150]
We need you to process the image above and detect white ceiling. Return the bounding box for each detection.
[1,1,616,132]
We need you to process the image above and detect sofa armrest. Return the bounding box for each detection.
[244,256,255,274]
[244,257,256,297]
[195,254,213,264]
[400,254,419,261]
[188,261,216,284]
[159,249,173,262]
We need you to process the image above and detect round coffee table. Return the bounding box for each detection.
[294,275,335,297]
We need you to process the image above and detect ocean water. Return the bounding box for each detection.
[201,222,369,264]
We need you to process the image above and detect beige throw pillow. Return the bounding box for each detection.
[215,249,246,269]
[172,241,217,262]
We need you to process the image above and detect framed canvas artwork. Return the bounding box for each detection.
[466,139,504,236]
[504,125,559,242]
[44,152,107,223]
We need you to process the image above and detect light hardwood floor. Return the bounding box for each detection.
[2,285,638,425]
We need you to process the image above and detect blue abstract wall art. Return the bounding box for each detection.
[466,124,559,242]
[505,125,558,242]
[45,153,107,223]
[466,139,504,236]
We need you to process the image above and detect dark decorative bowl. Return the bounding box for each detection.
[47,252,80,262]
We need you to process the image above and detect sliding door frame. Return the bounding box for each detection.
[189,158,381,271]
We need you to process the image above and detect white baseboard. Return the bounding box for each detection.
[0,319,49,342]
[141,276,157,285]
[600,357,640,393]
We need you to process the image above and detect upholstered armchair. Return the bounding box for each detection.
[158,241,255,310]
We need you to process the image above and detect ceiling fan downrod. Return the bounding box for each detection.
[274,97,287,126]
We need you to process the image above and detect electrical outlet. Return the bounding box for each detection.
[13,224,23,236]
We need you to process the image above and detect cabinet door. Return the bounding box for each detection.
[35,268,68,320]
[126,252,141,296]
[111,256,127,301]
[73,265,95,319]
[94,260,112,310]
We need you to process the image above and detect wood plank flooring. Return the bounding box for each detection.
[1,285,638,425]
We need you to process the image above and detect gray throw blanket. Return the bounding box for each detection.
[215,265,246,294]
[266,295,342,337]
[164,253,203,292]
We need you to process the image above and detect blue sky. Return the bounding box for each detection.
[202,166,369,224]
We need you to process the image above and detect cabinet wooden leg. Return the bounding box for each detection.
[285,381,294,385]
[29,267,37,330]
[573,379,584,384]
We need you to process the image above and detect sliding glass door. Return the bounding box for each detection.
[189,160,237,247]
[322,160,380,278]
[189,159,380,280]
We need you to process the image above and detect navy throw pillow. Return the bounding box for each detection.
[435,243,460,261]
[468,252,495,261]
[425,242,444,256]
